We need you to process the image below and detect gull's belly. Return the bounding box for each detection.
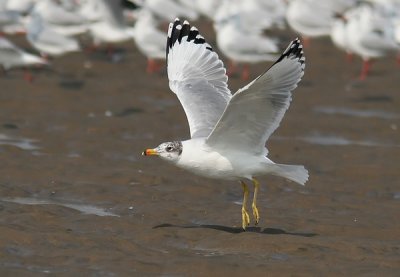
[177,147,256,180]
[178,151,236,180]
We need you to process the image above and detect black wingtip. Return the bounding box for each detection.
[166,19,181,59]
[178,20,190,43]
[166,19,213,62]
[274,38,305,70]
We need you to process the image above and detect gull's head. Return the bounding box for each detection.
[142,141,182,163]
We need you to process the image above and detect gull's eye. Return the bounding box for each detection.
[166,146,173,152]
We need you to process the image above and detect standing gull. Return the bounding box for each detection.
[88,0,135,45]
[133,10,166,73]
[33,0,89,36]
[143,19,308,230]
[213,0,280,79]
[0,37,47,69]
[286,0,357,47]
[214,15,279,80]
[346,4,400,80]
[0,37,47,82]
[26,12,80,57]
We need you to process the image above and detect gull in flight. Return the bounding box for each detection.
[143,19,308,230]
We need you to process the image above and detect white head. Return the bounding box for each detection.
[142,141,182,163]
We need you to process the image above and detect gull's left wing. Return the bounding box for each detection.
[206,38,305,155]
[167,19,232,139]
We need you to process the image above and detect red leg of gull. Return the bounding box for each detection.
[23,68,33,83]
[226,60,238,77]
[15,30,26,36]
[241,64,250,80]
[302,36,310,48]
[346,52,353,63]
[40,52,50,63]
[146,59,163,73]
[84,44,98,53]
[396,53,400,66]
[359,59,371,81]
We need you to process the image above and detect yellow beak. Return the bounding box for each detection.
[142,148,158,156]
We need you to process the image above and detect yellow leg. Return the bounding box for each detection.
[252,178,260,225]
[240,181,250,230]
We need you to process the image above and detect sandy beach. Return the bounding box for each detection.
[0,21,399,276]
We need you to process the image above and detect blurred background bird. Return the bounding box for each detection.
[0,0,397,81]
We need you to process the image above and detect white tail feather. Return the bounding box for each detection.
[269,164,308,185]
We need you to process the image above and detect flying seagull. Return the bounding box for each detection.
[143,19,308,230]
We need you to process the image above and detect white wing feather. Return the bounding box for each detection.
[167,19,231,138]
[206,38,305,155]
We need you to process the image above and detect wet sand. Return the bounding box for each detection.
[0,23,399,276]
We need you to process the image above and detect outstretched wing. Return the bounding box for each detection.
[167,19,231,139]
[206,38,305,155]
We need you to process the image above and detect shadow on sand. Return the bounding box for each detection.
[153,223,317,237]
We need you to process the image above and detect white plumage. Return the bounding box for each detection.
[167,21,231,138]
[286,0,357,39]
[143,0,198,21]
[26,12,80,56]
[215,21,279,63]
[330,18,351,56]
[213,12,280,79]
[346,5,399,60]
[165,18,307,183]
[34,0,89,36]
[88,0,135,45]
[133,10,166,61]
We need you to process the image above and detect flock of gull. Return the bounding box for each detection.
[0,0,399,81]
